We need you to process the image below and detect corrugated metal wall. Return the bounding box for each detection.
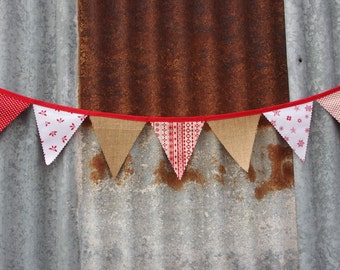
[0,0,338,269]
[0,1,80,269]
[285,1,340,269]
[78,1,297,269]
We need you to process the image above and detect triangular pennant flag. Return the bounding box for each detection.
[317,90,340,123]
[33,105,87,165]
[208,114,260,171]
[0,92,30,132]
[151,121,204,179]
[90,116,145,179]
[263,102,313,161]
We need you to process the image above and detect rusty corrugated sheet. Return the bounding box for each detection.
[78,0,293,194]
[76,2,298,267]
[78,0,289,116]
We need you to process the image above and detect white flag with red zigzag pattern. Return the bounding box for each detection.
[151,121,204,179]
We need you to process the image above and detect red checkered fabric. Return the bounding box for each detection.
[317,90,340,123]
[0,92,30,132]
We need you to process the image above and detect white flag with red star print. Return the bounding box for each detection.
[317,90,340,123]
[33,105,87,165]
[263,102,313,162]
[0,91,30,132]
[151,121,204,179]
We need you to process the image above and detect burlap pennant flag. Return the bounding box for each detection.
[263,102,313,161]
[0,91,31,132]
[151,121,204,179]
[90,116,145,178]
[208,114,260,171]
[317,90,340,123]
[33,105,87,165]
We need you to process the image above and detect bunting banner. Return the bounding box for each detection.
[0,91,30,132]
[317,90,340,123]
[263,102,313,162]
[208,115,260,172]
[0,86,339,179]
[90,116,146,178]
[33,105,87,165]
[151,121,204,179]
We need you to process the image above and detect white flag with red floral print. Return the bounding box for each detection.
[263,102,313,161]
[0,91,30,132]
[151,121,204,179]
[317,90,340,123]
[33,105,87,165]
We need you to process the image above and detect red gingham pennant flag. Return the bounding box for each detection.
[263,101,313,162]
[151,121,204,179]
[317,90,340,123]
[33,105,87,165]
[0,92,30,132]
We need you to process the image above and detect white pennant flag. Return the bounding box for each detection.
[263,102,313,161]
[151,121,204,179]
[33,105,87,165]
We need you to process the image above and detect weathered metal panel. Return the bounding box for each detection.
[79,120,298,269]
[285,0,340,269]
[77,1,299,268]
[78,0,289,116]
[0,1,80,269]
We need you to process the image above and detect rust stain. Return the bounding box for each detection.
[254,144,294,200]
[90,152,110,184]
[116,154,134,186]
[202,122,211,132]
[90,152,135,185]
[154,159,205,190]
[258,114,272,128]
[219,164,227,174]
[248,163,256,183]
[123,154,134,175]
[214,164,227,184]
[82,117,93,128]
[211,156,218,164]
[236,195,244,202]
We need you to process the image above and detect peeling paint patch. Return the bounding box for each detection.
[90,152,110,184]
[255,144,294,200]
[154,159,205,190]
